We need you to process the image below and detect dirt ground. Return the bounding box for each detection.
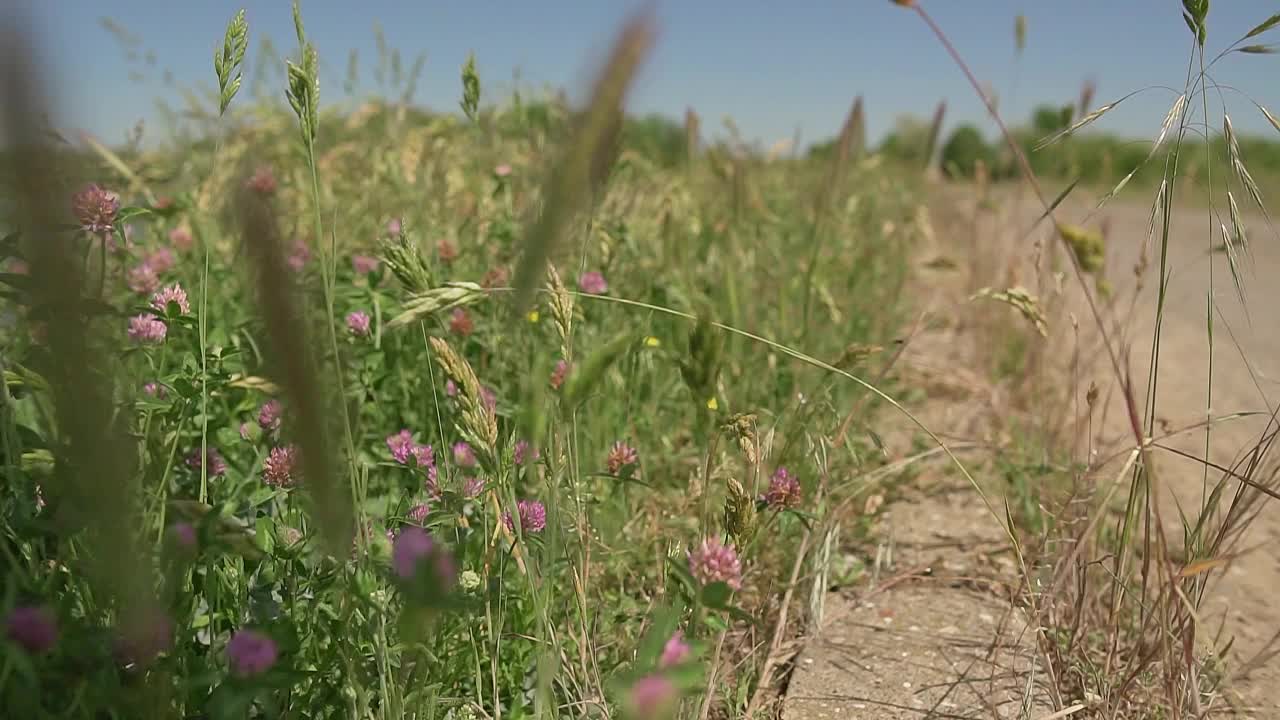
[784,181,1280,717]
[1016,184,1280,713]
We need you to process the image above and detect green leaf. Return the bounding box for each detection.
[634,606,682,669]
[256,517,275,555]
[0,273,30,291]
[114,207,152,226]
[561,331,635,408]
[666,662,708,691]
[665,556,697,599]
[725,604,758,625]
[699,581,733,609]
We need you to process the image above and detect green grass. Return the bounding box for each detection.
[0,7,925,717]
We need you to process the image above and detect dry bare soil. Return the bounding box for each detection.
[785,184,1280,717]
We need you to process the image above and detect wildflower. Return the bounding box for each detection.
[151,283,191,315]
[146,247,176,274]
[437,238,458,263]
[168,225,194,251]
[444,380,459,397]
[644,336,660,347]
[577,271,608,295]
[627,675,677,720]
[128,263,160,294]
[386,430,414,463]
[762,467,802,510]
[386,430,430,467]
[226,629,278,677]
[481,266,508,289]
[452,441,477,469]
[459,570,482,591]
[386,217,403,236]
[391,527,455,588]
[239,422,253,440]
[257,400,283,432]
[71,183,120,236]
[128,314,167,344]
[550,360,570,390]
[526,310,539,323]
[286,238,311,272]
[5,605,57,655]
[461,477,485,498]
[167,522,197,552]
[262,445,299,488]
[687,538,742,590]
[281,527,304,546]
[386,430,439,486]
[449,308,473,336]
[513,440,540,466]
[481,386,497,412]
[606,441,638,475]
[494,163,512,177]
[143,382,167,398]
[658,631,691,668]
[185,447,227,477]
[246,166,276,196]
[7,258,29,275]
[504,499,546,534]
[346,310,372,338]
[352,254,380,275]
[407,502,430,524]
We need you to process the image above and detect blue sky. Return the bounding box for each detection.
[17,1,1280,149]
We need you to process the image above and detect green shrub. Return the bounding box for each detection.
[940,124,994,179]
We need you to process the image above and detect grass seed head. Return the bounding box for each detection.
[428,337,497,466]
[722,413,759,465]
[724,477,757,543]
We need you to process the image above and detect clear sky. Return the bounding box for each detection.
[14,1,1280,149]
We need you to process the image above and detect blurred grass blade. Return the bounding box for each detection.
[237,184,352,552]
[1033,177,1079,227]
[510,8,656,313]
[1,11,156,622]
[1256,101,1280,133]
[561,331,635,408]
[1244,12,1280,39]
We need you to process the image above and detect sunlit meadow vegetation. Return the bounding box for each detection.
[0,6,922,718]
[9,0,1280,716]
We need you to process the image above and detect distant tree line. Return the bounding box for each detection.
[809,103,1280,190]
